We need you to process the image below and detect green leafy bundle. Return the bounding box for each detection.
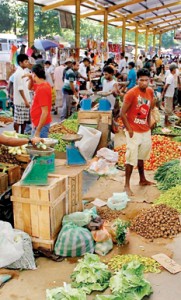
[157,163,181,191]
[46,284,87,300]
[71,253,111,294]
[154,185,181,212]
[109,261,153,300]
[154,159,179,183]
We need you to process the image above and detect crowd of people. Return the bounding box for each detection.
[5,50,181,142]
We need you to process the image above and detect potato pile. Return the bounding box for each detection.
[130,204,181,239]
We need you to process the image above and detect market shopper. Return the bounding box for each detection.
[126,62,137,91]
[162,64,177,126]
[27,64,52,138]
[61,61,79,121]
[13,54,31,134]
[54,61,65,115]
[101,66,120,109]
[120,68,154,196]
[119,52,127,79]
[78,57,90,90]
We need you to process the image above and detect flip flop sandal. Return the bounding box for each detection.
[37,247,64,262]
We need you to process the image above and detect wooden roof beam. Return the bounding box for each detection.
[155,25,181,34]
[128,10,181,26]
[80,9,105,18]
[155,22,181,32]
[145,17,181,29]
[107,0,145,13]
[106,1,181,23]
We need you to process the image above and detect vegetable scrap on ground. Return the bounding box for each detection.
[107,254,161,273]
[114,135,181,170]
[130,204,181,239]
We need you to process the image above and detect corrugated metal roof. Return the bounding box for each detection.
[23,0,181,33]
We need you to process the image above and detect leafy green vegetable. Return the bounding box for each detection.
[113,219,130,245]
[109,261,153,300]
[94,296,120,300]
[46,284,87,300]
[154,159,179,183]
[71,253,111,294]
[49,133,71,152]
[154,185,181,212]
[62,119,78,132]
[157,164,181,191]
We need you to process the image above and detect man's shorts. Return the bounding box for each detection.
[164,96,173,115]
[14,105,30,125]
[125,130,151,167]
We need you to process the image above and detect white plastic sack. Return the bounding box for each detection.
[75,126,102,160]
[7,230,36,270]
[95,238,113,256]
[0,221,24,268]
[97,148,118,163]
[89,158,118,176]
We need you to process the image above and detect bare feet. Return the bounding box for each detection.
[124,186,134,196]
[139,180,155,186]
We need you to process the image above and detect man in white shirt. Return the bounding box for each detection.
[13,54,31,133]
[44,60,54,87]
[54,61,65,114]
[78,57,90,90]
[136,56,143,70]
[162,64,177,126]
[119,53,127,79]
[102,66,119,109]
[165,63,181,108]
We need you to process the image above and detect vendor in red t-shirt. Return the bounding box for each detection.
[120,68,155,196]
[28,64,52,138]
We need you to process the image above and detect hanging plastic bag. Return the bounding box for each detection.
[96,148,118,163]
[0,221,24,268]
[54,222,94,257]
[95,238,113,256]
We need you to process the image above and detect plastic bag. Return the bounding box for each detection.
[0,221,24,268]
[62,212,92,227]
[107,192,130,211]
[86,216,104,231]
[54,222,94,257]
[7,230,36,270]
[92,227,111,242]
[88,158,118,176]
[95,238,113,256]
[75,126,102,160]
[97,148,118,163]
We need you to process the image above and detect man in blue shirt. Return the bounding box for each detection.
[127,62,137,90]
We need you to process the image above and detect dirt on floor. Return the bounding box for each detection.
[0,169,181,300]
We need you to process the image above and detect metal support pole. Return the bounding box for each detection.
[75,0,80,59]
[153,30,156,53]
[28,0,34,48]
[122,17,126,54]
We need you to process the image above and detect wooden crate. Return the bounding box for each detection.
[0,172,8,194]
[78,110,112,149]
[53,159,84,213]
[11,174,68,250]
[0,163,21,185]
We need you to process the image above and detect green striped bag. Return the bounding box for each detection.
[54,222,94,257]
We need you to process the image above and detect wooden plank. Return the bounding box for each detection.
[30,204,39,238]
[38,205,51,240]
[22,203,32,235]
[13,202,24,231]
[79,118,99,125]
[78,173,83,211]
[97,122,110,149]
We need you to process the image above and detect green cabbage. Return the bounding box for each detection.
[109,261,153,300]
[46,284,86,300]
[71,253,111,294]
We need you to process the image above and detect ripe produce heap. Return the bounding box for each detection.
[130,204,181,239]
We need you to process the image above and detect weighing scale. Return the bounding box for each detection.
[61,134,86,165]
[79,90,94,110]
[97,91,112,111]
[21,138,58,185]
